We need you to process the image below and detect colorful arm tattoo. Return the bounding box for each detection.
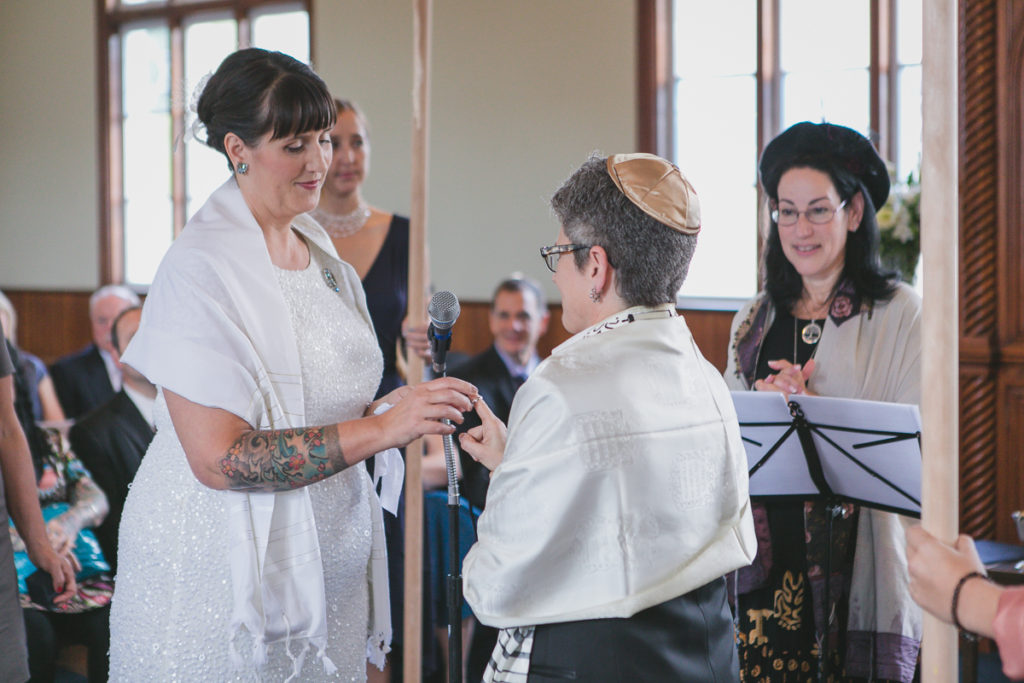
[218,424,347,492]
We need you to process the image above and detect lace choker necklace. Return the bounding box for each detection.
[310,203,371,238]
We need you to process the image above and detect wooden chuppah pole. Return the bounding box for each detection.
[919,0,959,679]
[404,0,432,679]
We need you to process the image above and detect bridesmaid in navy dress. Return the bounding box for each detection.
[312,99,431,682]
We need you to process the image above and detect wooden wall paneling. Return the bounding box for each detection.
[997,1,1024,348]
[5,293,738,381]
[5,290,93,365]
[997,367,1024,541]
[452,302,733,374]
[958,0,1000,537]
[959,365,999,538]
[683,309,734,374]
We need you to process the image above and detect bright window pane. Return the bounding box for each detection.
[673,2,757,300]
[674,75,758,300]
[122,23,172,286]
[122,23,170,115]
[184,15,237,218]
[780,0,869,71]
[896,0,922,179]
[125,197,173,284]
[674,2,756,77]
[897,0,923,64]
[782,69,870,135]
[252,6,309,63]
[897,65,922,180]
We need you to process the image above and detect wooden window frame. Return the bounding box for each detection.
[95,0,314,284]
[637,0,905,164]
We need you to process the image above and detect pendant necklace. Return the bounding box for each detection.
[793,315,825,364]
[801,319,823,344]
[309,203,371,238]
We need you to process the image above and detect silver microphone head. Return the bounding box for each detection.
[427,290,460,331]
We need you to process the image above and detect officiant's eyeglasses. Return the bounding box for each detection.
[771,199,848,226]
[540,243,589,272]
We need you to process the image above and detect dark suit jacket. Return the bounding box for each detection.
[50,344,115,419]
[449,345,523,510]
[69,390,154,571]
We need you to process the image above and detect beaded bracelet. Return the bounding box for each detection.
[951,570,990,637]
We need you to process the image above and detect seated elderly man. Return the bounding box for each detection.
[51,285,140,419]
[460,153,755,681]
[69,306,155,571]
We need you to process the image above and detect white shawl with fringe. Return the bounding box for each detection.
[123,177,397,676]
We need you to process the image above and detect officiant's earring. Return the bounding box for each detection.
[589,287,601,303]
[237,162,249,175]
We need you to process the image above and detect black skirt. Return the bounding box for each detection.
[526,577,739,682]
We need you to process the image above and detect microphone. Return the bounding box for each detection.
[427,290,460,374]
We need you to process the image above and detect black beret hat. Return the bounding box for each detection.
[759,121,889,210]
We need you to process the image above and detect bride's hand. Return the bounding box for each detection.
[373,377,478,446]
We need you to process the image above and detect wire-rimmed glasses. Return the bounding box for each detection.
[771,199,848,226]
[539,243,588,272]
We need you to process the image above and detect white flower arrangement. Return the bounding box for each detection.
[877,166,921,283]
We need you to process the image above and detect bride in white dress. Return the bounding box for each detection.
[108,48,476,681]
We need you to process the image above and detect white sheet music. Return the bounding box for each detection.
[731,392,923,516]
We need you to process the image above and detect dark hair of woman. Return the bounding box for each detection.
[197,48,337,170]
[761,158,899,313]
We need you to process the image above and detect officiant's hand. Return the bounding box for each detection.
[459,397,507,471]
[755,358,817,397]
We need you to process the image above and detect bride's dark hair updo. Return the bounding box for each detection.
[196,48,336,171]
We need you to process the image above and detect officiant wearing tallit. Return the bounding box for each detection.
[459,153,755,682]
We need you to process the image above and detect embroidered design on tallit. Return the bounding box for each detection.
[670,447,717,510]
[571,409,637,472]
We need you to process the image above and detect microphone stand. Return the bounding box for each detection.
[427,293,462,683]
[439,370,463,683]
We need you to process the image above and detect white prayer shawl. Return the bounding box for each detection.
[725,283,923,671]
[464,305,756,628]
[122,177,393,675]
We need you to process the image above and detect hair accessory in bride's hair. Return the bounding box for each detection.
[173,72,213,152]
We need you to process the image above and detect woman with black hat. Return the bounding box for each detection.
[726,121,922,681]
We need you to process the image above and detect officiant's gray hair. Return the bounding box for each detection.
[550,153,696,307]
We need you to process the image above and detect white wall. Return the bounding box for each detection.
[314,0,635,301]
[0,0,635,303]
[0,0,100,289]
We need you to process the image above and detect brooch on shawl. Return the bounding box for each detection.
[321,267,340,293]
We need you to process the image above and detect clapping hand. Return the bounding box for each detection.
[754,358,817,398]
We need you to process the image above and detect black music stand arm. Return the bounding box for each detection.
[791,401,835,682]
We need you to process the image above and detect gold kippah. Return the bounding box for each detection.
[606,153,701,235]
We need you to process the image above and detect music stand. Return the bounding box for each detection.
[731,391,922,680]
